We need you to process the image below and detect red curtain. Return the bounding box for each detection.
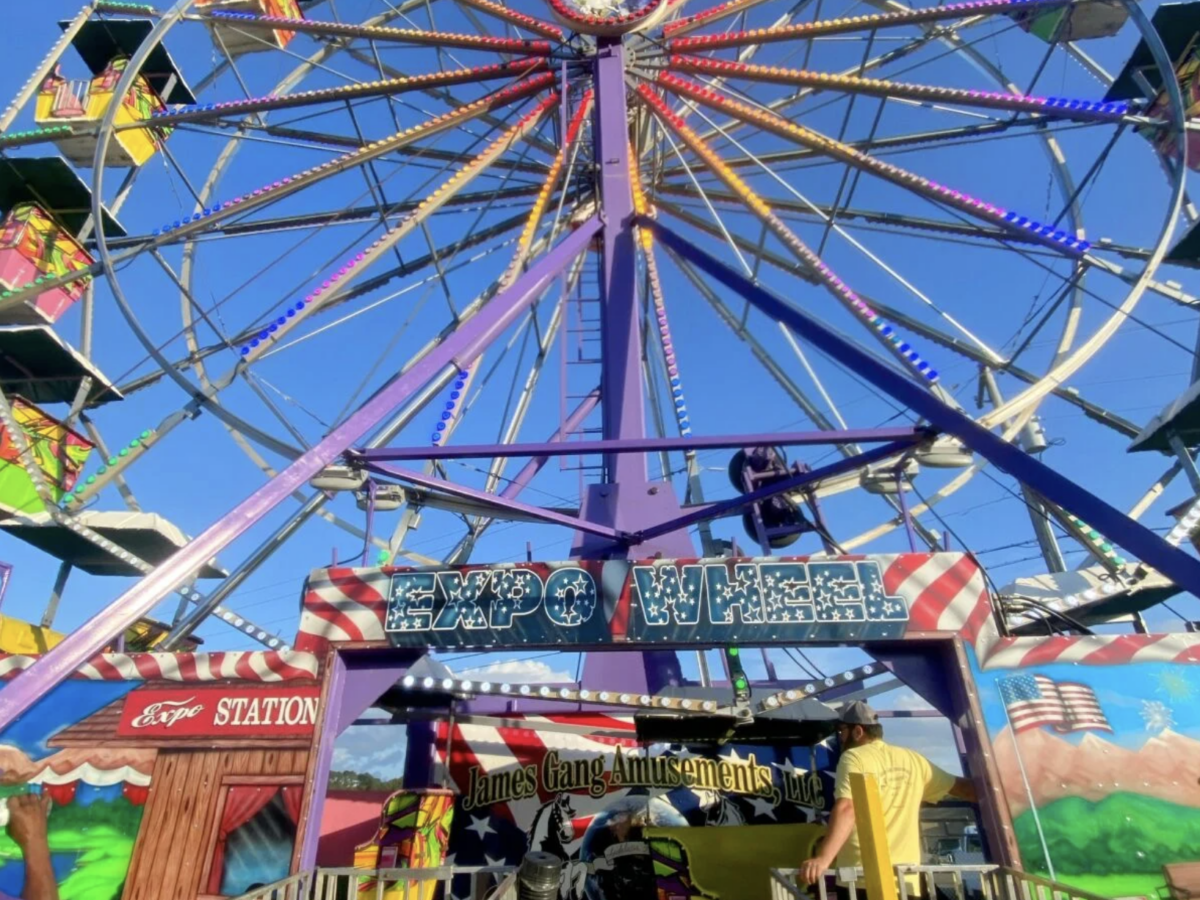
[207,786,279,894]
[280,786,304,825]
[42,783,75,806]
[123,782,150,807]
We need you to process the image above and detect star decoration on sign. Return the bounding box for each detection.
[466,815,496,839]
[747,796,779,821]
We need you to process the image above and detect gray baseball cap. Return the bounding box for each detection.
[840,700,880,726]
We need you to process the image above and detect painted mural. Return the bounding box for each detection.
[0,679,145,900]
[971,649,1200,900]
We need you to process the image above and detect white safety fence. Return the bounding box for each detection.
[770,864,1113,900]
[230,865,517,900]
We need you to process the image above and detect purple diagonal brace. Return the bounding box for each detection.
[363,461,629,541]
[0,217,601,731]
[635,439,915,542]
[648,217,1200,598]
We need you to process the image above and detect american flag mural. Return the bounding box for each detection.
[998,674,1112,734]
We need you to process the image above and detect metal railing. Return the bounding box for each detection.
[771,864,1116,900]
[230,865,517,900]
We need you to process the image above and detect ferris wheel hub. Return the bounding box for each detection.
[547,0,680,36]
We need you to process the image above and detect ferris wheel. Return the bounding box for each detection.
[0,0,1195,696]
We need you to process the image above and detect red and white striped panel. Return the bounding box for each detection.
[979,632,1200,670]
[296,566,390,652]
[880,552,998,660]
[0,650,320,681]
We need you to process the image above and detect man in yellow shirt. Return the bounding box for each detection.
[799,701,977,896]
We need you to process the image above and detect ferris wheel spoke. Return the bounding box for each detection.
[678,99,1007,366]
[863,298,1142,439]
[664,0,1077,53]
[229,93,561,387]
[386,103,591,560]
[146,72,555,250]
[662,0,787,39]
[659,114,1091,179]
[638,83,946,386]
[667,54,1135,123]
[660,245,943,548]
[656,184,1051,254]
[455,0,567,40]
[125,58,552,130]
[656,73,1094,260]
[193,9,557,55]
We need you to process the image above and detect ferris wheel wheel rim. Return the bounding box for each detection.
[80,0,1191,564]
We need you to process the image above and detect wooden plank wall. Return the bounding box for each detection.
[123,748,310,900]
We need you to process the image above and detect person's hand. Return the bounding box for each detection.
[799,855,833,885]
[6,793,51,851]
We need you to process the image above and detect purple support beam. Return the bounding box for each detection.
[363,461,630,541]
[594,40,645,486]
[0,217,602,731]
[297,651,344,869]
[635,439,914,543]
[352,426,923,461]
[648,218,1200,599]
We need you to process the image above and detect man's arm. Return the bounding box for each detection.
[799,797,856,885]
[7,794,59,900]
[947,777,977,804]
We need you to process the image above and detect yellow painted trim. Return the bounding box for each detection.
[849,771,899,900]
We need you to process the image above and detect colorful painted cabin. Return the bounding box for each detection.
[1107,2,1200,172]
[351,789,455,899]
[0,394,92,517]
[34,18,194,167]
[197,0,305,55]
[1007,0,1130,42]
[0,157,124,326]
[0,649,322,900]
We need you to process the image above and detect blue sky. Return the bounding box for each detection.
[0,0,1198,723]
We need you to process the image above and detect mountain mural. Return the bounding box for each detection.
[0,745,155,784]
[992,727,1200,816]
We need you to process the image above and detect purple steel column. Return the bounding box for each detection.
[0,217,601,731]
[594,39,646,486]
[583,42,686,694]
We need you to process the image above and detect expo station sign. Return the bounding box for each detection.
[117,686,322,738]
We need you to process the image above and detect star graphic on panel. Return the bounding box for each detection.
[748,796,779,820]
[772,759,800,776]
[721,746,744,764]
[484,854,508,868]
[467,814,496,839]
